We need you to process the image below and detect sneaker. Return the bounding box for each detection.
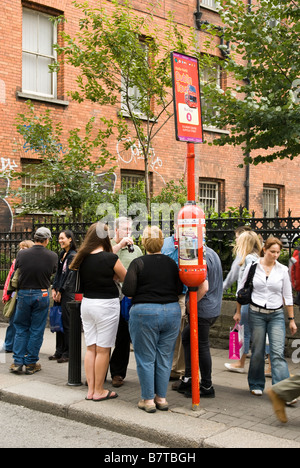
[251,389,263,396]
[25,363,41,375]
[171,377,191,393]
[200,385,215,398]
[10,363,23,374]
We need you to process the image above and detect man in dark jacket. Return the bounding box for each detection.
[10,227,58,375]
[173,246,223,398]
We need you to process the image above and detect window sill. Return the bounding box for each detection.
[17,91,69,107]
[203,126,230,135]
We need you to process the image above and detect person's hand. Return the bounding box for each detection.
[289,320,298,336]
[233,310,241,323]
[119,237,134,249]
[55,292,62,303]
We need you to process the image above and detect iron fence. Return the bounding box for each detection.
[0,212,300,288]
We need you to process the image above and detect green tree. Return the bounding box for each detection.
[202,0,300,166]
[52,0,198,212]
[12,102,116,220]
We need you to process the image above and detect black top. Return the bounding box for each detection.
[52,249,77,293]
[79,251,119,299]
[122,254,183,304]
[15,245,58,289]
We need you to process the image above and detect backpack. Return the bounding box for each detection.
[290,248,300,291]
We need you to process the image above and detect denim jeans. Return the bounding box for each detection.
[240,304,251,355]
[182,316,218,388]
[13,289,50,366]
[129,302,181,400]
[248,308,289,392]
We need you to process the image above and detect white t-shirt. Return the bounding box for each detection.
[240,259,293,309]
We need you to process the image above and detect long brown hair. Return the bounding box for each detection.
[69,223,112,270]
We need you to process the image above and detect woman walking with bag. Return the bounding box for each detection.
[225,230,262,373]
[235,237,297,396]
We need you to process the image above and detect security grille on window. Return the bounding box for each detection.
[121,171,145,191]
[22,8,57,97]
[22,164,54,206]
[201,0,217,9]
[263,188,278,217]
[199,182,218,212]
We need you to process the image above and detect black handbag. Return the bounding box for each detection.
[237,263,257,305]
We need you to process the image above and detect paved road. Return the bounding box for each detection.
[0,401,164,449]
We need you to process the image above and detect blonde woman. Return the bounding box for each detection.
[122,226,183,413]
[225,230,262,373]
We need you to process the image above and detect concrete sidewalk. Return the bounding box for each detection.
[1,322,300,448]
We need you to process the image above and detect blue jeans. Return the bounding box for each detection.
[13,289,50,366]
[129,302,181,400]
[240,304,251,355]
[248,308,289,392]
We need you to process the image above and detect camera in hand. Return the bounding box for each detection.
[127,244,134,253]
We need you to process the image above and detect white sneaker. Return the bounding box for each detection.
[251,389,263,396]
[286,399,298,406]
[224,363,245,374]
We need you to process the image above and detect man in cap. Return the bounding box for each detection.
[10,227,58,375]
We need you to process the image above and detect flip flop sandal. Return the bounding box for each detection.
[93,390,118,402]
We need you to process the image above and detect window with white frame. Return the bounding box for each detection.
[121,41,148,117]
[199,181,219,212]
[201,0,217,9]
[22,8,57,98]
[263,187,278,217]
[200,64,222,125]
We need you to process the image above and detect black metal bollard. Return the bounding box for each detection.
[67,300,83,386]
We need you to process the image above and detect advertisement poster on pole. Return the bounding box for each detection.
[171,52,203,143]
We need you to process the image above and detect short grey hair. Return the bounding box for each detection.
[115,217,133,231]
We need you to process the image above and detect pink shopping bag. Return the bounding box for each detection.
[229,323,244,360]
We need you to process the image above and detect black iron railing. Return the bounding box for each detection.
[0,211,299,288]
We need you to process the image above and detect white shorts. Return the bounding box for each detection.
[81,297,120,348]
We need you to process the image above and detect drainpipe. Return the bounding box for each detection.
[244,0,252,211]
[194,0,202,30]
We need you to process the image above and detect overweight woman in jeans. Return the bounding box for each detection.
[235,237,297,396]
[122,226,183,413]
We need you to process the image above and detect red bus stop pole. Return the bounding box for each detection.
[186,142,200,409]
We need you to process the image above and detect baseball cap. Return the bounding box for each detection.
[35,227,52,240]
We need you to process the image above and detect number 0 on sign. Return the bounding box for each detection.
[171,52,203,143]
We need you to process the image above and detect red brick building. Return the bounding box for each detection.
[0,0,299,231]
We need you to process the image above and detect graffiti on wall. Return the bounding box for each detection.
[0,158,18,232]
[116,137,166,184]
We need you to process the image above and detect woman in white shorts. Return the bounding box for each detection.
[70,223,126,402]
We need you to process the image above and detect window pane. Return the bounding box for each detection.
[201,0,217,8]
[39,15,54,56]
[23,10,38,52]
[22,52,37,92]
[37,56,53,95]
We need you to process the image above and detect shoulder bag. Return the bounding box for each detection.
[237,263,257,305]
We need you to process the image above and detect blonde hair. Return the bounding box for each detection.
[234,230,262,266]
[142,226,164,254]
[19,240,34,249]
